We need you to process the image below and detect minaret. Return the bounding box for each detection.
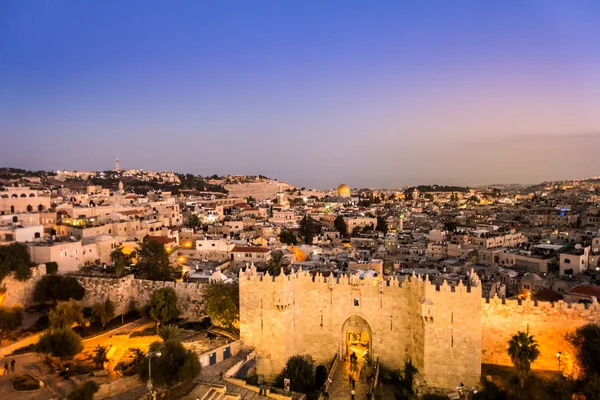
[115,158,120,172]
[118,180,124,194]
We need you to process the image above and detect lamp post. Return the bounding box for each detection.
[146,351,161,400]
[557,352,562,373]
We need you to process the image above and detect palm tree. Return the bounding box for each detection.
[507,328,540,388]
[266,251,286,276]
[158,324,181,341]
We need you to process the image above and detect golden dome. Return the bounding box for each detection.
[337,183,351,197]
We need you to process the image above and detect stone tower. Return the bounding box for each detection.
[239,267,482,389]
[115,157,120,172]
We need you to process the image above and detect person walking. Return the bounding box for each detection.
[10,359,15,372]
[259,383,264,396]
[3,361,9,375]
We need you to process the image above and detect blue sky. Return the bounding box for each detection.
[1,1,599,188]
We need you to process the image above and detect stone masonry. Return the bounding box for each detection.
[239,266,483,389]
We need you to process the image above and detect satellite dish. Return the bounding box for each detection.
[575,244,582,249]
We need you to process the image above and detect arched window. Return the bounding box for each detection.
[12,216,18,223]
[11,194,18,198]
[27,205,33,212]
[38,204,44,211]
[34,232,41,239]
[20,193,26,198]
[29,193,35,197]
[1,194,8,198]
[10,206,15,213]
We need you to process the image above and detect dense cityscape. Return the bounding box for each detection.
[1,163,600,399]
[3,1,600,400]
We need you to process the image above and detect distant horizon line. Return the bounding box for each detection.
[2,165,598,192]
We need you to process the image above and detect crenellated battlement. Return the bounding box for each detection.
[483,294,600,314]
[239,264,482,297]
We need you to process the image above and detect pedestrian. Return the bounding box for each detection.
[3,361,8,375]
[351,388,355,400]
[10,359,15,372]
[259,383,264,396]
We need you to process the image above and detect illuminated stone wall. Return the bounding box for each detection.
[481,296,600,376]
[76,275,205,319]
[239,266,483,389]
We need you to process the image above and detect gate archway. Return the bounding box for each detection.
[342,315,372,364]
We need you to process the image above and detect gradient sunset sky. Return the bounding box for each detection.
[1,1,599,188]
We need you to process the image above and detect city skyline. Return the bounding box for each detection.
[2,1,600,188]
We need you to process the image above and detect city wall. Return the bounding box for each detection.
[76,275,206,318]
[239,267,482,389]
[481,296,600,376]
[1,264,46,307]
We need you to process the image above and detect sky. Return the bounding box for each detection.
[1,1,600,189]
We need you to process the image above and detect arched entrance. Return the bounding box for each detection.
[315,365,328,390]
[342,315,372,364]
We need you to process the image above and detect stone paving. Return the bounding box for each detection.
[328,359,372,400]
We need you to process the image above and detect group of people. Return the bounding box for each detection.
[3,359,16,375]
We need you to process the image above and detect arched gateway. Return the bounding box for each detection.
[342,316,372,363]
[239,265,483,389]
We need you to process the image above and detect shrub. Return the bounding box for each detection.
[12,373,41,391]
[45,262,59,274]
[68,380,99,400]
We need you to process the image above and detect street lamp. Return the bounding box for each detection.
[147,351,162,400]
[557,352,562,372]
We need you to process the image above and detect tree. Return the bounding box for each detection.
[566,323,600,378]
[45,261,59,274]
[68,380,99,400]
[507,329,540,388]
[0,242,33,282]
[245,196,256,205]
[33,275,85,304]
[0,305,24,343]
[202,281,239,329]
[36,327,83,363]
[92,345,109,369]
[158,324,181,341]
[148,288,180,328]
[279,230,298,245]
[110,247,135,275]
[183,214,202,230]
[138,339,201,390]
[275,354,315,394]
[49,299,84,329]
[265,251,285,276]
[91,300,116,329]
[334,215,347,236]
[376,216,388,234]
[137,237,177,281]
[299,215,317,244]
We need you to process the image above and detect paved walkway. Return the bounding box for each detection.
[328,359,372,400]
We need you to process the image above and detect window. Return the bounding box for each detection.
[564,259,571,264]
[34,232,41,239]
[353,298,359,307]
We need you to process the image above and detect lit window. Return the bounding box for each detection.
[354,298,360,307]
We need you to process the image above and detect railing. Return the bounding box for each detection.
[318,353,339,400]
[368,357,380,397]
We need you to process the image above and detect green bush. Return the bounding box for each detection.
[8,343,36,356]
[12,374,41,391]
[45,262,59,274]
[246,374,259,385]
